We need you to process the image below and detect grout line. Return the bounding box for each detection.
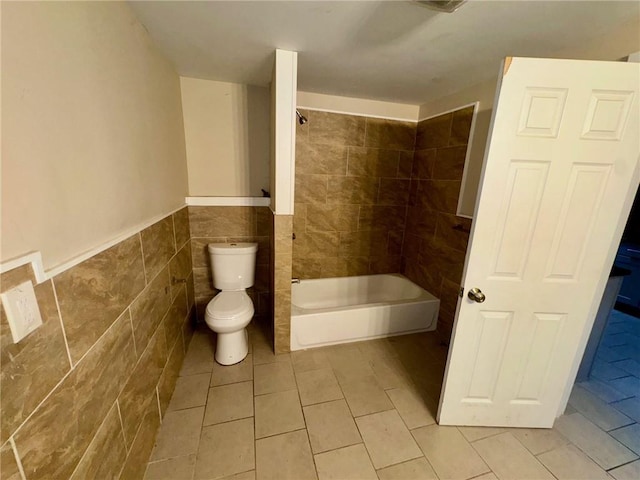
[9,437,26,480]
[124,397,156,457]
[116,399,128,449]
[251,341,258,471]
[51,279,74,369]
[7,306,133,441]
[607,421,637,434]
[352,416,380,472]
[351,406,397,420]
[16,284,198,456]
[140,462,152,480]
[138,233,148,286]
[317,441,374,461]
[345,146,351,176]
[535,450,562,480]
[254,426,307,443]
[180,325,190,355]
[145,451,201,466]
[9,233,185,474]
[171,214,178,255]
[127,308,138,359]
[464,433,494,474]
[177,235,191,252]
[40,206,186,280]
[466,471,497,480]
[199,411,255,430]
[68,401,121,479]
[304,420,319,478]
[155,386,163,424]
[145,454,194,466]
[164,403,209,416]
[127,312,168,377]
[127,259,172,317]
[363,117,369,149]
[185,390,206,473]
[458,426,510,444]
[22,248,175,431]
[606,457,640,472]
[167,248,179,302]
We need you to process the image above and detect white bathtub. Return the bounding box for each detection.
[290,274,439,351]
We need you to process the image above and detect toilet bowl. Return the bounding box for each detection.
[204,242,257,365]
[205,291,254,365]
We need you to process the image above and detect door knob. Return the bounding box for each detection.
[467,287,486,303]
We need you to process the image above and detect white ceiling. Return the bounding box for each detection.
[129,1,640,105]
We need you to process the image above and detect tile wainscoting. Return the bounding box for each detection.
[0,207,195,480]
[273,214,292,354]
[188,206,272,327]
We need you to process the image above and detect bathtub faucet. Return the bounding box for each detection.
[291,278,300,284]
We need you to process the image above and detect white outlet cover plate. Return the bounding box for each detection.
[0,280,43,343]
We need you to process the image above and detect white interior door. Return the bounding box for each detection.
[438,57,640,427]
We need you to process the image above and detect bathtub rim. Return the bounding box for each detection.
[291,273,438,315]
[289,273,440,351]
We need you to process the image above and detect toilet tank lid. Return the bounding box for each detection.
[208,242,258,254]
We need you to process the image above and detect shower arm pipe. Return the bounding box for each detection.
[296,109,308,125]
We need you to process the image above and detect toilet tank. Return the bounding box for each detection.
[208,242,258,290]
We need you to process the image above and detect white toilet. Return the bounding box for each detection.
[204,242,257,365]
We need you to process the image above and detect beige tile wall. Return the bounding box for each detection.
[402,106,475,343]
[0,207,194,480]
[293,110,416,279]
[293,107,474,344]
[188,206,271,324]
[273,214,293,354]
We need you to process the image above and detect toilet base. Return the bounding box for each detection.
[215,329,249,365]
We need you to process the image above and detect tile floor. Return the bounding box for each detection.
[144,314,640,480]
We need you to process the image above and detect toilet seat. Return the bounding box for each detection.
[206,291,253,321]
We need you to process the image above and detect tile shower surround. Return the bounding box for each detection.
[0,207,195,480]
[293,110,416,279]
[404,106,475,342]
[294,107,474,343]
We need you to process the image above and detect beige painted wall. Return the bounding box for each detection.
[421,16,640,218]
[1,1,188,270]
[180,77,270,197]
[297,91,419,122]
